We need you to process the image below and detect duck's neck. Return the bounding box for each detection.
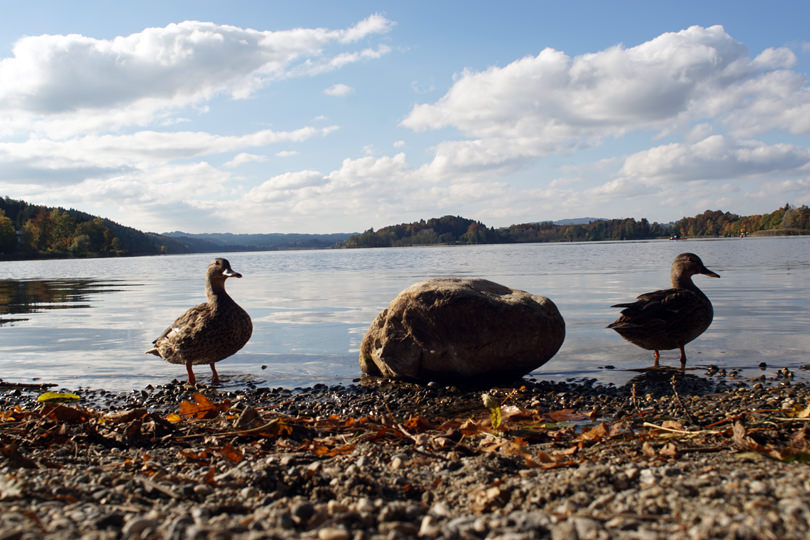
[206,279,231,305]
[671,272,698,291]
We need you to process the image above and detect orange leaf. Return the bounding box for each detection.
[175,393,230,420]
[543,409,589,422]
[312,445,330,456]
[203,467,216,486]
[220,442,243,463]
[535,450,555,463]
[578,423,608,443]
[660,442,680,459]
[404,416,433,433]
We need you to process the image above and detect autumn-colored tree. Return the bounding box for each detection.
[22,209,56,251]
[0,209,15,253]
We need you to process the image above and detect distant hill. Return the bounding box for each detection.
[0,196,355,260]
[0,196,194,259]
[339,205,810,248]
[552,217,605,225]
[163,231,354,252]
[4,194,808,260]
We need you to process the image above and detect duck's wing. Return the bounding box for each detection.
[609,288,706,332]
[152,302,212,347]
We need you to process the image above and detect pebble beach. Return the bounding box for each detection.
[2,369,810,540]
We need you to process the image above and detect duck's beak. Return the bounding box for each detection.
[702,266,720,278]
[223,268,243,278]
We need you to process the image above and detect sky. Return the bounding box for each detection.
[1,1,809,234]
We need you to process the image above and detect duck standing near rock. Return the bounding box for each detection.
[608,253,719,371]
[147,258,252,385]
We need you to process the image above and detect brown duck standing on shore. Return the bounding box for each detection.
[608,253,720,371]
[147,258,253,385]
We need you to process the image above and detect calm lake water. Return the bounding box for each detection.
[2,237,809,391]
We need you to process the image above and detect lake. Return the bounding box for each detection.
[2,237,809,391]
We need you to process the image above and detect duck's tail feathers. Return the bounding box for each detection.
[145,347,161,357]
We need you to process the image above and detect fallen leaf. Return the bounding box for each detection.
[37,392,80,402]
[641,441,657,458]
[41,403,95,423]
[220,442,243,463]
[176,393,230,420]
[662,420,684,431]
[1,441,38,469]
[660,442,680,459]
[103,408,147,424]
[403,416,433,433]
[543,409,588,422]
[578,423,608,443]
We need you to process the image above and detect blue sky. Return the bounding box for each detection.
[1,1,809,233]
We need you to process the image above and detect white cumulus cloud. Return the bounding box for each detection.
[402,25,810,150]
[324,83,355,97]
[0,16,393,135]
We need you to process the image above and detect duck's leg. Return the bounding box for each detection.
[653,350,660,368]
[186,362,197,386]
[210,363,220,384]
[679,346,687,372]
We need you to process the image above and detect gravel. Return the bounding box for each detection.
[2,368,810,539]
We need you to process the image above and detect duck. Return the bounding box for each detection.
[146,258,252,385]
[607,252,720,371]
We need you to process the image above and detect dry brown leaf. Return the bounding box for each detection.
[732,420,750,450]
[660,442,680,459]
[535,450,555,463]
[1,441,38,469]
[103,408,147,424]
[543,409,588,422]
[641,441,657,458]
[220,442,243,463]
[41,403,96,424]
[176,393,230,420]
[578,423,608,443]
[403,416,433,433]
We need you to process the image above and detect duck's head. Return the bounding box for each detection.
[208,258,242,282]
[671,253,719,288]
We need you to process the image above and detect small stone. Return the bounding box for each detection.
[317,527,350,540]
[430,502,452,518]
[292,501,316,524]
[327,500,350,515]
[419,515,441,538]
[121,517,158,539]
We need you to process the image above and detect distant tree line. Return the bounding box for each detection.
[340,205,810,248]
[0,197,193,259]
[3,195,809,259]
[341,216,501,248]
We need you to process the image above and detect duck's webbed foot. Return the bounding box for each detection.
[210,363,220,384]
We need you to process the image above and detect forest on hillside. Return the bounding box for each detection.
[340,205,810,248]
[2,195,809,259]
[0,197,347,260]
[0,197,190,259]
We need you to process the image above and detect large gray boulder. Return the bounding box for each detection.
[359,278,565,382]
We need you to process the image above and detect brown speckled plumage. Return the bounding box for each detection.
[608,253,719,371]
[146,258,252,385]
